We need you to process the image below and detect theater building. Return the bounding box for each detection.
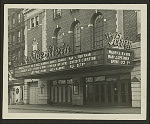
[14,9,141,107]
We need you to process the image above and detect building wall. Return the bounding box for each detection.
[46,9,117,53]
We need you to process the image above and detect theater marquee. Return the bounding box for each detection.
[14,48,133,78]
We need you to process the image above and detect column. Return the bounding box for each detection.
[42,10,47,53]
[131,42,141,107]
[24,80,29,104]
[116,10,124,36]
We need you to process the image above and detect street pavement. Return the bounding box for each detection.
[8,104,141,114]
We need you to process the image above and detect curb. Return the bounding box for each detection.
[8,107,141,114]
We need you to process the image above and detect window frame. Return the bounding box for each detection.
[30,15,39,28]
[18,13,21,23]
[18,31,21,43]
[73,22,81,53]
[56,28,64,47]
[12,34,15,44]
[53,9,62,19]
[12,17,15,25]
[31,18,35,28]
[93,15,104,49]
[35,16,39,26]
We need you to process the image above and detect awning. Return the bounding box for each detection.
[8,79,24,86]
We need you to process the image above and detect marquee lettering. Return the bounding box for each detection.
[105,32,132,50]
[13,43,72,66]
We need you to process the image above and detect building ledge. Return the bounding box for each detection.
[132,58,141,62]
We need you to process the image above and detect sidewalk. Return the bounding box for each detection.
[8,104,141,114]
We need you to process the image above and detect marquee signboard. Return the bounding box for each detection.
[14,49,104,77]
[14,48,132,78]
[106,49,132,65]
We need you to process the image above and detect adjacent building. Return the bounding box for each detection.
[13,9,141,107]
[8,9,25,105]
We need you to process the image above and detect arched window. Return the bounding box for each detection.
[73,22,81,53]
[93,15,104,49]
[56,28,64,47]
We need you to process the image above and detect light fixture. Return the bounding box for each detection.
[52,36,56,39]
[104,19,107,21]
[68,31,73,33]
[88,24,93,27]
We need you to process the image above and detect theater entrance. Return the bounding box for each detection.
[84,74,132,106]
[50,79,73,104]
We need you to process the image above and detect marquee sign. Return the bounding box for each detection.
[14,49,104,78]
[105,32,132,50]
[106,49,132,65]
[14,48,132,78]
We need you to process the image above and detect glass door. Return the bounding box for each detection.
[119,81,131,106]
[50,79,72,104]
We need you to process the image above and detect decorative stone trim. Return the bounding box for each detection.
[88,24,93,27]
[95,9,97,13]
[68,31,73,33]
[52,36,56,39]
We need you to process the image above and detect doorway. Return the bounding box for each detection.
[29,82,38,104]
[50,79,73,104]
[84,75,131,106]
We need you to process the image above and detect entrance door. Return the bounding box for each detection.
[85,80,131,106]
[119,81,131,106]
[50,79,72,104]
[29,82,38,104]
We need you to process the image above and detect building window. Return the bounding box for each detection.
[18,13,21,23]
[12,17,15,25]
[93,15,104,49]
[18,50,21,58]
[23,49,25,56]
[30,16,39,28]
[35,16,39,26]
[23,29,25,41]
[32,38,38,51]
[18,31,20,42]
[73,22,81,53]
[53,9,61,19]
[56,29,64,47]
[13,34,15,44]
[31,18,35,28]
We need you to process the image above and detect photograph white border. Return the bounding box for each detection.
[3,4,147,120]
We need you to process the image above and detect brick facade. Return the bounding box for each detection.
[22,9,140,107]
